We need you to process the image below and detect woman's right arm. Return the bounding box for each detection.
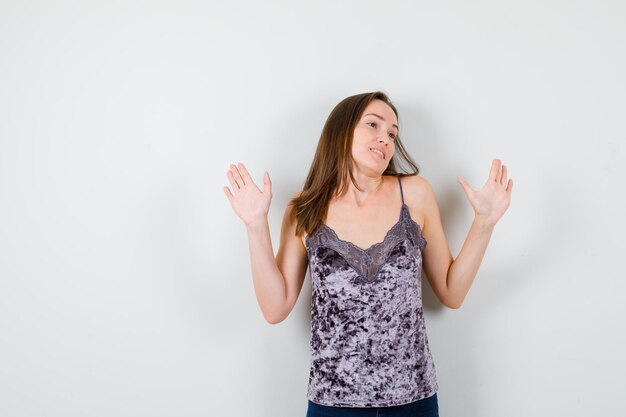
[224,163,308,324]
[246,203,308,324]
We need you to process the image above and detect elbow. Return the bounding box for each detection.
[443,298,463,310]
[441,285,464,309]
[263,306,289,325]
[265,314,286,325]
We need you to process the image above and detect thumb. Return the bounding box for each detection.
[263,171,272,193]
[458,176,471,194]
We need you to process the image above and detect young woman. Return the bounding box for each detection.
[224,91,513,417]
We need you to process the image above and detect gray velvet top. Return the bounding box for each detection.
[304,175,438,407]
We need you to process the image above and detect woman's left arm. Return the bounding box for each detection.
[420,159,513,309]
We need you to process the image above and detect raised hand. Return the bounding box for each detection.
[458,159,513,228]
[224,163,272,226]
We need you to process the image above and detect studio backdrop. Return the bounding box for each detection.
[0,1,624,416]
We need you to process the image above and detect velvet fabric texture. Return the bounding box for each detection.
[304,176,438,407]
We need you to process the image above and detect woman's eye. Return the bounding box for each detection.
[366,121,396,140]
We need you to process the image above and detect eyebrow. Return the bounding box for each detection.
[363,113,399,131]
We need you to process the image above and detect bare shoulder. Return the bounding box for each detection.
[284,191,302,225]
[398,174,435,229]
[399,173,432,195]
[285,190,307,247]
[278,190,308,259]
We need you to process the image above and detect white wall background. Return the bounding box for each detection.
[1,1,624,416]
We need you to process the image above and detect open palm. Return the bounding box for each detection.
[458,159,513,228]
[223,163,272,226]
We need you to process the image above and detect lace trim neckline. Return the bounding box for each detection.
[305,203,426,283]
[318,203,409,253]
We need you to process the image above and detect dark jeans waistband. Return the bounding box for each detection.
[306,393,439,417]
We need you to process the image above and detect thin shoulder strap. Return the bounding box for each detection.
[397,175,405,205]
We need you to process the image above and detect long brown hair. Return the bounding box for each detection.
[290,91,421,238]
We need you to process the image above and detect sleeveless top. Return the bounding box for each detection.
[304,175,438,407]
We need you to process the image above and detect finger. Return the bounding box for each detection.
[263,171,272,194]
[223,186,234,201]
[507,179,513,193]
[237,162,253,186]
[495,160,502,183]
[230,163,245,187]
[458,176,471,194]
[489,158,501,183]
[226,169,240,192]
[501,165,507,185]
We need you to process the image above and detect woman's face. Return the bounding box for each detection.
[351,99,398,174]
